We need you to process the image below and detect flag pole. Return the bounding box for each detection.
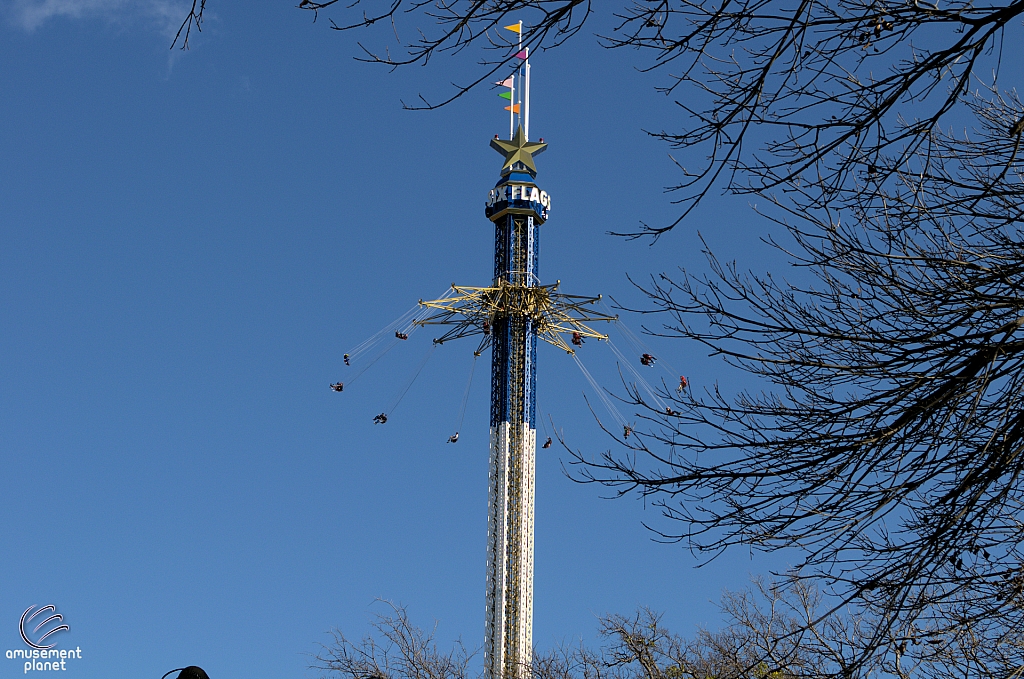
[519,20,530,140]
[517,21,523,135]
[502,21,525,139]
[525,52,531,140]
[509,66,515,139]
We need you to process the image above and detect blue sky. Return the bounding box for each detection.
[0,3,796,678]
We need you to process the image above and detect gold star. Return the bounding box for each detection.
[490,125,547,174]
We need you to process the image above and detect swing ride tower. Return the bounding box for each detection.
[482,128,545,679]
[414,30,615,679]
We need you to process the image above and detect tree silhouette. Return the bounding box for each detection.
[313,583,1024,679]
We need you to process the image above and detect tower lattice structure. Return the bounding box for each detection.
[414,46,613,679]
[416,124,613,679]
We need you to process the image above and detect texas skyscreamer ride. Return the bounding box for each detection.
[413,31,614,679]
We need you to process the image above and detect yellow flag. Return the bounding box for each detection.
[504,23,521,33]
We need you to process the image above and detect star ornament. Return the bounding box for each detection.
[490,125,547,174]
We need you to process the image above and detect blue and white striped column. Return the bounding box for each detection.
[483,167,546,679]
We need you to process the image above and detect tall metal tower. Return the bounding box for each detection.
[415,46,614,679]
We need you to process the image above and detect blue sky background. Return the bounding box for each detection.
[0,3,800,678]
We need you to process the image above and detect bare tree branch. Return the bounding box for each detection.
[171,0,206,50]
[566,82,1024,673]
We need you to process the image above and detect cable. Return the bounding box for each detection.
[344,303,421,363]
[344,337,400,387]
[386,343,437,416]
[339,286,454,388]
[612,316,683,386]
[606,338,669,412]
[599,301,678,374]
[343,286,453,362]
[450,353,479,439]
[537,409,556,450]
[572,352,628,429]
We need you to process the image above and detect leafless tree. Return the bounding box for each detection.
[600,579,1024,679]
[569,83,1024,674]
[593,581,877,679]
[312,600,476,679]
[312,582,1024,679]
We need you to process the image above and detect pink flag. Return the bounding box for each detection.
[496,77,514,88]
[515,50,527,59]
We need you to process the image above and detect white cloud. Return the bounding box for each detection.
[5,0,193,37]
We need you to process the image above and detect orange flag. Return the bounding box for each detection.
[504,104,521,113]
